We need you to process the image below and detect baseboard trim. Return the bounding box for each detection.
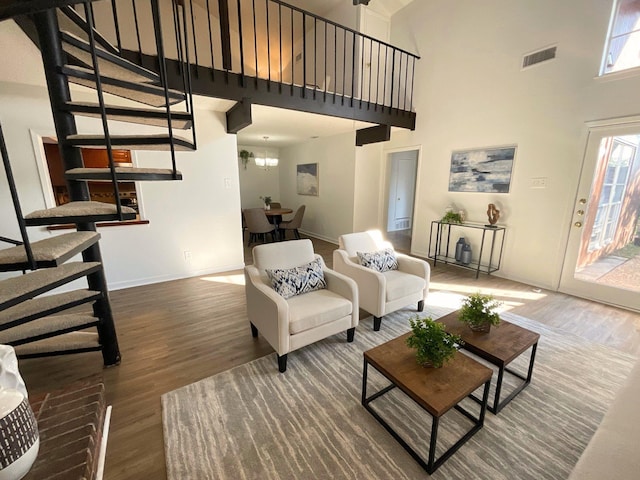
[299,230,338,245]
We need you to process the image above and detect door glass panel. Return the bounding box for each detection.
[574,134,640,292]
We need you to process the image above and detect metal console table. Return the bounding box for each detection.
[428,221,506,279]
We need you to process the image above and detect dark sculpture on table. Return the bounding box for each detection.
[486,203,500,227]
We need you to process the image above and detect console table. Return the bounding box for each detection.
[428,221,506,278]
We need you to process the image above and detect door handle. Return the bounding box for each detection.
[574,221,583,228]
[576,210,584,215]
[578,198,587,205]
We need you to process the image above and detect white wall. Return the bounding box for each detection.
[353,142,384,232]
[279,133,355,243]
[0,82,244,290]
[237,143,281,208]
[383,0,640,290]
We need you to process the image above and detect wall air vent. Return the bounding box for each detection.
[522,46,557,69]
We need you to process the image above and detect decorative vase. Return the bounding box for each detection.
[461,243,472,265]
[0,347,39,480]
[469,323,491,333]
[0,346,27,399]
[265,204,270,210]
[455,237,466,262]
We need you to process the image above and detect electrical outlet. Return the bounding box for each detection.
[531,177,547,189]
[184,250,192,262]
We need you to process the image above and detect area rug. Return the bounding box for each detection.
[162,297,637,479]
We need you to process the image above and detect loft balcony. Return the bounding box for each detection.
[17,0,419,135]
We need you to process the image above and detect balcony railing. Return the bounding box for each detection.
[73,0,419,114]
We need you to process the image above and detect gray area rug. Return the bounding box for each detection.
[162,294,637,479]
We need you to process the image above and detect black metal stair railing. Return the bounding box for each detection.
[78,0,418,121]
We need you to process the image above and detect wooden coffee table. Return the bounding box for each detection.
[362,333,492,474]
[438,310,540,414]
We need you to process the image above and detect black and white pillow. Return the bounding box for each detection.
[357,248,398,272]
[266,258,327,299]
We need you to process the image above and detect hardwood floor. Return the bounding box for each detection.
[18,235,640,479]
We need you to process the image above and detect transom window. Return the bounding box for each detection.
[602,0,640,75]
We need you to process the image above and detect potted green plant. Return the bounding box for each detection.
[458,292,502,333]
[441,211,464,224]
[405,316,463,368]
[239,149,254,170]
[260,195,272,209]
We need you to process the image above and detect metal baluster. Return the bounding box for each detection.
[359,34,364,107]
[278,3,282,92]
[383,45,388,107]
[252,0,258,86]
[290,9,294,94]
[410,56,416,111]
[237,0,245,85]
[266,0,271,88]
[110,0,122,52]
[313,16,317,98]
[0,124,35,270]
[403,53,409,111]
[350,31,355,106]
[131,0,143,64]
[333,24,337,103]
[397,53,403,110]
[302,12,306,97]
[342,28,346,105]
[367,38,373,107]
[84,2,122,219]
[205,0,215,78]
[389,48,396,111]
[188,0,198,73]
[323,20,327,101]
[375,41,380,108]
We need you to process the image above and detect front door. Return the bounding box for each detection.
[559,120,640,311]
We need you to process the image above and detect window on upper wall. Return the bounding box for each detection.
[601,0,640,75]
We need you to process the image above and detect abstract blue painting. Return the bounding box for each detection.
[448,146,516,193]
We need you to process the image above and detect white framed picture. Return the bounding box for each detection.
[448,146,516,193]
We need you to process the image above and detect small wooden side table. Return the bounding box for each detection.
[438,310,540,414]
[362,333,492,474]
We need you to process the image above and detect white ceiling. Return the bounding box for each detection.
[236,104,374,147]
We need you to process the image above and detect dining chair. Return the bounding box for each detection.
[269,202,282,209]
[243,208,276,245]
[279,205,306,240]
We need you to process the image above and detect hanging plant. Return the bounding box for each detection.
[239,149,254,170]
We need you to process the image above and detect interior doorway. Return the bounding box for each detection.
[386,149,418,253]
[559,120,640,311]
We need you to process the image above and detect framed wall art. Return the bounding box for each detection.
[448,145,516,193]
[297,163,319,196]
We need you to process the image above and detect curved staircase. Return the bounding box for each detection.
[0,0,195,366]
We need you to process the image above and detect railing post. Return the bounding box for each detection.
[389,48,396,111]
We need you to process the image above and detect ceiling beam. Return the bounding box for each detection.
[226,98,252,134]
[356,124,390,146]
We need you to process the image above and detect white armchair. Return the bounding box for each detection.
[333,230,430,331]
[244,239,358,372]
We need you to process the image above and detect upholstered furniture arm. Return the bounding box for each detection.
[396,253,431,279]
[333,249,385,315]
[244,265,290,354]
[323,268,359,326]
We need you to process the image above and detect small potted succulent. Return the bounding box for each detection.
[405,316,463,368]
[458,292,502,333]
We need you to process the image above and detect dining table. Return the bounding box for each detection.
[265,207,293,239]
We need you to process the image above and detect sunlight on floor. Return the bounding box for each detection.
[200,274,246,286]
[429,282,546,313]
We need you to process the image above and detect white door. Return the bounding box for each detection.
[559,120,640,312]
[387,151,417,232]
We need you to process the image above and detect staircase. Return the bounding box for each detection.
[0,0,195,366]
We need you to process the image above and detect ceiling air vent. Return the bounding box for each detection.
[522,46,557,69]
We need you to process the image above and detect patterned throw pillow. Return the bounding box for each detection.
[357,248,398,272]
[266,258,327,299]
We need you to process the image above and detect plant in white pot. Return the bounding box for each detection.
[458,292,502,333]
[405,316,463,368]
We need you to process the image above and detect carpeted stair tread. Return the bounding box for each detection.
[0,262,102,311]
[0,289,101,330]
[14,331,101,357]
[66,134,195,151]
[64,65,185,108]
[0,231,100,272]
[57,6,118,55]
[61,31,160,84]
[65,101,193,129]
[66,167,183,181]
[0,313,99,345]
[24,201,136,226]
